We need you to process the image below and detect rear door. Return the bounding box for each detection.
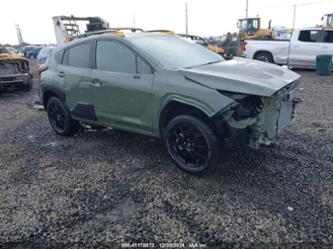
[55,41,95,120]
[289,30,321,68]
[90,39,154,134]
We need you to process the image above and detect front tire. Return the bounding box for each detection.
[164,115,219,173]
[46,97,79,136]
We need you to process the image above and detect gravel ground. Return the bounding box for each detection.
[0,61,332,249]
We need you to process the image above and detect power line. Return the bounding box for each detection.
[263,0,332,9]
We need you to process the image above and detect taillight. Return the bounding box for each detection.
[38,64,48,74]
[239,41,247,55]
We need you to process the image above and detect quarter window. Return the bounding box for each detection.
[137,56,152,74]
[55,50,64,64]
[298,30,320,42]
[96,40,136,74]
[67,42,91,68]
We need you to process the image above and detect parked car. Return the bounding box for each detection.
[5,47,19,54]
[0,45,33,92]
[37,46,54,65]
[39,32,301,173]
[244,27,333,68]
[27,47,42,59]
[22,46,36,57]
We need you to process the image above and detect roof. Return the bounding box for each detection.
[54,31,174,52]
[70,31,174,43]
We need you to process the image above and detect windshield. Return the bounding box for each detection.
[129,35,223,69]
[327,15,333,26]
[239,19,259,34]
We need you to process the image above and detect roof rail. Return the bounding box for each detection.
[145,29,176,35]
[74,29,125,39]
[68,27,144,42]
[111,27,144,32]
[178,33,205,41]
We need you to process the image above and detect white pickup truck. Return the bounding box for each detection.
[244,28,333,68]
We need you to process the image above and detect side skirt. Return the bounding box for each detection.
[71,103,98,121]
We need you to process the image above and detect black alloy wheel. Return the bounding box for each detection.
[165,115,218,173]
[46,97,79,136]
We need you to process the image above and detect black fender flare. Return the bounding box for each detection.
[40,83,66,107]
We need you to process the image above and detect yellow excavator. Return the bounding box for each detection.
[238,17,275,40]
[322,13,333,28]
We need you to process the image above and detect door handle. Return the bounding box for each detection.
[133,75,141,80]
[58,72,66,77]
[91,79,102,87]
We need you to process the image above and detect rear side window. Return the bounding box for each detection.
[96,40,136,74]
[67,42,91,68]
[323,31,333,43]
[298,30,320,42]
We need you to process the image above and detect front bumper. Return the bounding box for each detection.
[217,80,301,148]
[0,73,32,89]
[248,81,301,148]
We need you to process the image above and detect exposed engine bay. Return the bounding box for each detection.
[215,80,301,148]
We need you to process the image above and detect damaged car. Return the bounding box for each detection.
[0,45,33,92]
[39,32,301,173]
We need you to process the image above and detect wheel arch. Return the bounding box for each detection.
[41,85,66,108]
[253,50,275,62]
[157,99,218,138]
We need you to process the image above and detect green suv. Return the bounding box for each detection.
[39,32,301,173]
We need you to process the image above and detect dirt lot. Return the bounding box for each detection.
[0,60,332,248]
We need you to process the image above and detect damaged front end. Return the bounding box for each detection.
[214,80,301,148]
[0,46,33,91]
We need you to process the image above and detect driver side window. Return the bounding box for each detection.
[96,40,152,74]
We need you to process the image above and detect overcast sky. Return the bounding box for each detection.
[1,0,332,44]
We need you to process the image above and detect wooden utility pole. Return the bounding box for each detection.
[15,24,24,46]
[185,3,188,35]
[292,5,297,29]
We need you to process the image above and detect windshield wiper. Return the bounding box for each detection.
[185,60,222,69]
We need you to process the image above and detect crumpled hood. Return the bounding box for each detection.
[180,57,301,97]
[0,53,28,62]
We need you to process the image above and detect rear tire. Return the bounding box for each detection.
[164,115,219,174]
[254,52,274,63]
[46,97,79,136]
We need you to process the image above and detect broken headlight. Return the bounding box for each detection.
[217,90,262,121]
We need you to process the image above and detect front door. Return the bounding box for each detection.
[289,30,321,68]
[90,39,154,134]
